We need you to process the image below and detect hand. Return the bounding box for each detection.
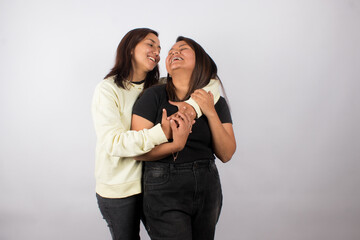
[169,101,196,121]
[168,110,195,133]
[161,109,171,139]
[190,89,216,118]
[170,112,192,151]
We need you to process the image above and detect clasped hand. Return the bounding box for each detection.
[161,102,195,142]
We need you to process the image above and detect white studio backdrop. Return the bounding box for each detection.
[1,0,359,239]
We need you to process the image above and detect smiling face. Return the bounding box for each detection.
[132,33,161,76]
[166,40,196,76]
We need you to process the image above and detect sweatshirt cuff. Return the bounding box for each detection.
[185,98,202,119]
[148,123,168,145]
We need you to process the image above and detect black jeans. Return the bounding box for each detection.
[96,193,142,240]
[143,159,223,240]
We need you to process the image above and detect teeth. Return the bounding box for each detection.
[171,57,183,63]
[148,57,155,62]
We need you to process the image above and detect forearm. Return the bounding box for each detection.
[186,79,221,118]
[99,123,168,158]
[207,114,236,162]
[134,141,180,161]
[92,82,168,158]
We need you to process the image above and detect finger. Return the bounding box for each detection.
[176,112,192,132]
[194,89,206,95]
[169,100,181,108]
[170,115,181,123]
[182,105,187,113]
[192,91,207,100]
[169,100,188,114]
[184,111,195,121]
[167,113,176,120]
[192,90,202,96]
[176,112,190,125]
[208,91,214,100]
[171,116,183,128]
[191,93,201,102]
[161,108,167,123]
[194,89,207,97]
[183,112,193,125]
[170,119,177,131]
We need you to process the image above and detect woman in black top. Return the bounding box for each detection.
[132,36,236,240]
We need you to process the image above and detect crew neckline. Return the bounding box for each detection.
[131,80,145,85]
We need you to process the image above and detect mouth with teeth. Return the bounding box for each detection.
[147,56,156,62]
[171,57,183,63]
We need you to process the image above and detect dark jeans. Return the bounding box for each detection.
[143,159,223,240]
[96,193,142,240]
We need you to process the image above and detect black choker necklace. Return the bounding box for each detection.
[131,80,145,85]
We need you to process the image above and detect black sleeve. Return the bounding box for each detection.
[215,97,233,124]
[132,86,161,124]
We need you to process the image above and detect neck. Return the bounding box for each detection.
[171,71,191,100]
[130,68,147,83]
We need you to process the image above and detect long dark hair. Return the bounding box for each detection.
[166,36,220,101]
[104,28,160,89]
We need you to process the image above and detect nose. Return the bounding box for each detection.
[153,46,160,56]
[171,50,179,55]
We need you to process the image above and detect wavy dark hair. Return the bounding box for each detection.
[104,28,160,89]
[166,36,220,101]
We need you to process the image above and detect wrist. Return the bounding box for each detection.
[161,124,171,140]
[171,140,185,152]
[204,109,217,118]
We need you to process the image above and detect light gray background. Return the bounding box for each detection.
[1,0,359,239]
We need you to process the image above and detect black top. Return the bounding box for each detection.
[133,84,232,163]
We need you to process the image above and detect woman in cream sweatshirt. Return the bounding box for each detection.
[92,28,220,240]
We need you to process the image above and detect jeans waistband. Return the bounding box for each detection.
[144,159,214,171]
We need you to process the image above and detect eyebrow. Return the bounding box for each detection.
[146,38,161,49]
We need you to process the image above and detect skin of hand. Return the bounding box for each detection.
[190,89,216,118]
[168,101,196,121]
[167,109,195,133]
[169,112,192,151]
[161,108,172,139]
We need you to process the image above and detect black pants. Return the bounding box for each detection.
[143,159,223,240]
[96,193,142,240]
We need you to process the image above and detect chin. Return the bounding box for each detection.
[146,66,156,72]
[146,63,156,70]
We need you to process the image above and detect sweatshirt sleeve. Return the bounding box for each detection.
[92,82,168,158]
[185,79,221,118]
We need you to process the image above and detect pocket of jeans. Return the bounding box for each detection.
[209,162,220,179]
[144,168,169,186]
